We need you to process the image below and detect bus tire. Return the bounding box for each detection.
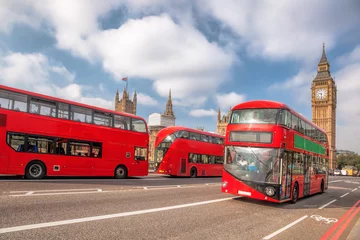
[290,182,299,204]
[320,180,325,194]
[190,167,197,178]
[114,165,127,179]
[25,160,46,179]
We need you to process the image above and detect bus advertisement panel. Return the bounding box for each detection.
[0,84,149,179]
[154,126,224,177]
[221,100,329,203]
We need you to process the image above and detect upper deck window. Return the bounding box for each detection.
[131,118,147,133]
[0,89,27,112]
[230,109,278,124]
[70,105,92,123]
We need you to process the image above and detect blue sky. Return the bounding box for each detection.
[1,0,360,152]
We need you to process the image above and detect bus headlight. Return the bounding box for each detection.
[265,186,276,196]
[222,181,228,188]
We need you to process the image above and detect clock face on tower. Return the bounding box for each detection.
[315,88,327,100]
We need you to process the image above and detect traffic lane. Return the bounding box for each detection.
[0,175,222,193]
[0,182,355,239]
[0,184,226,228]
[264,187,360,240]
[0,193,315,240]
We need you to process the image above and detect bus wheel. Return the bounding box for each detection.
[114,165,127,179]
[320,180,325,194]
[290,183,299,204]
[190,167,197,178]
[25,161,46,179]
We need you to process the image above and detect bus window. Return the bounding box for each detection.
[69,141,90,156]
[190,132,200,141]
[291,114,299,130]
[135,147,147,160]
[94,111,113,127]
[0,89,13,110]
[176,130,189,139]
[58,103,70,119]
[201,135,209,142]
[70,106,92,123]
[201,155,209,164]
[7,133,25,152]
[28,136,55,153]
[114,115,130,130]
[30,98,56,117]
[55,138,67,155]
[12,92,28,112]
[131,119,147,133]
[92,142,102,157]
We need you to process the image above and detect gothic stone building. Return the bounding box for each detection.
[115,88,137,115]
[216,107,231,135]
[148,90,175,168]
[311,44,337,169]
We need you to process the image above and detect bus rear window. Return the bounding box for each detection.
[131,119,147,133]
[230,109,278,124]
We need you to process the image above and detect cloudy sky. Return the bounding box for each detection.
[1,0,360,152]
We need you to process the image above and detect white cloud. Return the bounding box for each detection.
[201,0,360,63]
[137,93,158,106]
[268,70,316,105]
[189,109,217,117]
[0,0,42,33]
[0,52,113,110]
[215,92,246,110]
[0,52,73,87]
[336,45,360,66]
[88,14,233,102]
[0,1,234,107]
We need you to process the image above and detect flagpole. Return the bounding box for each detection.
[126,76,128,91]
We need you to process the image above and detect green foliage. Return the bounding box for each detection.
[337,154,360,169]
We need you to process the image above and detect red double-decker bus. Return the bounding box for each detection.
[0,84,149,179]
[221,100,329,203]
[154,126,224,177]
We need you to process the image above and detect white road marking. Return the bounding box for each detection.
[329,180,343,183]
[351,188,358,192]
[262,215,308,239]
[9,188,101,193]
[10,191,112,197]
[0,197,236,234]
[318,199,337,209]
[25,192,34,195]
[310,215,338,224]
[340,193,349,198]
[6,184,219,197]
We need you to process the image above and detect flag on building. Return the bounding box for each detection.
[122,77,128,81]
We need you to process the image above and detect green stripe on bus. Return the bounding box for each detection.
[294,134,325,154]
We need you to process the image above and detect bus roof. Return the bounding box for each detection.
[157,126,225,138]
[0,84,147,122]
[232,100,327,134]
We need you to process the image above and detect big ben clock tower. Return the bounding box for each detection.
[311,43,337,170]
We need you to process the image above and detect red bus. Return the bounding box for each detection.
[154,126,225,177]
[0,84,149,179]
[221,100,329,204]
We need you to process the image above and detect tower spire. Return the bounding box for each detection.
[164,88,175,118]
[319,42,328,65]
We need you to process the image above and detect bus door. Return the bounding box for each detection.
[0,130,9,173]
[281,152,292,199]
[180,158,186,174]
[303,154,310,197]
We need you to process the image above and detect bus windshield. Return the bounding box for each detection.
[230,109,279,124]
[154,133,176,170]
[224,146,280,184]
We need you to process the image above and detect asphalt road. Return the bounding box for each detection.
[0,175,359,240]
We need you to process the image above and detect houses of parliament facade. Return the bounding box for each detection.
[115,45,337,169]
